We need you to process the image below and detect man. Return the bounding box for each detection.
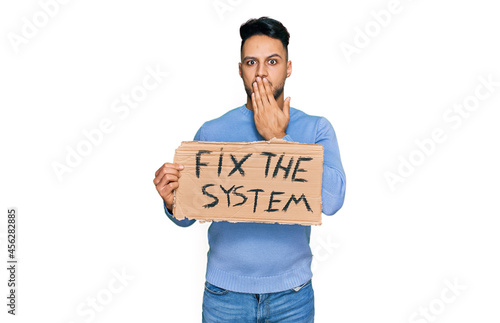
[153,16,346,322]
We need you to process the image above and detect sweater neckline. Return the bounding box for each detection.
[239,103,294,117]
[239,104,253,117]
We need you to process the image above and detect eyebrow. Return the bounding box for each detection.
[243,53,282,62]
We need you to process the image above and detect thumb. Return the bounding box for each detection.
[284,97,291,118]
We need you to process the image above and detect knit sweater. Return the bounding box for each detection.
[163,104,346,293]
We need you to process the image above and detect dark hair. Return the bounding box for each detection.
[240,17,290,60]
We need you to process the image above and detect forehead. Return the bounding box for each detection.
[241,35,286,58]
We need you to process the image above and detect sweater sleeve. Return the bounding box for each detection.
[280,119,346,216]
[315,117,346,215]
[163,126,204,227]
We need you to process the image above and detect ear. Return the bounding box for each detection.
[238,62,242,78]
[286,60,292,78]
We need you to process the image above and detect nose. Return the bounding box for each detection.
[256,63,268,79]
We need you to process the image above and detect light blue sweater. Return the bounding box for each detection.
[164,104,346,293]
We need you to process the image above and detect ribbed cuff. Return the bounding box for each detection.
[163,201,196,227]
[205,258,312,294]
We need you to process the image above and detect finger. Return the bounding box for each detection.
[165,181,179,195]
[160,181,179,198]
[253,80,263,111]
[156,162,183,176]
[251,91,258,114]
[256,77,269,105]
[156,173,179,195]
[155,163,184,177]
[155,172,180,187]
[154,167,181,185]
[263,77,275,105]
[156,173,170,191]
[155,163,173,176]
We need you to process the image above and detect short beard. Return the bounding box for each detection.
[245,79,285,102]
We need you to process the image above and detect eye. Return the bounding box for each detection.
[269,59,277,65]
[247,60,256,65]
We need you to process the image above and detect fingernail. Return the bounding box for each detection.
[256,76,261,81]
[179,165,184,169]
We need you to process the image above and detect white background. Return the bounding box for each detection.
[1,0,499,322]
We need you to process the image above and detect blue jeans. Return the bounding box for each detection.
[202,279,314,322]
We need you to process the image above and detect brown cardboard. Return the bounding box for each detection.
[172,139,324,225]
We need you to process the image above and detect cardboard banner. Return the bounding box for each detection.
[172,139,324,225]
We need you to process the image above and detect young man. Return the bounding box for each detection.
[153,17,346,322]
